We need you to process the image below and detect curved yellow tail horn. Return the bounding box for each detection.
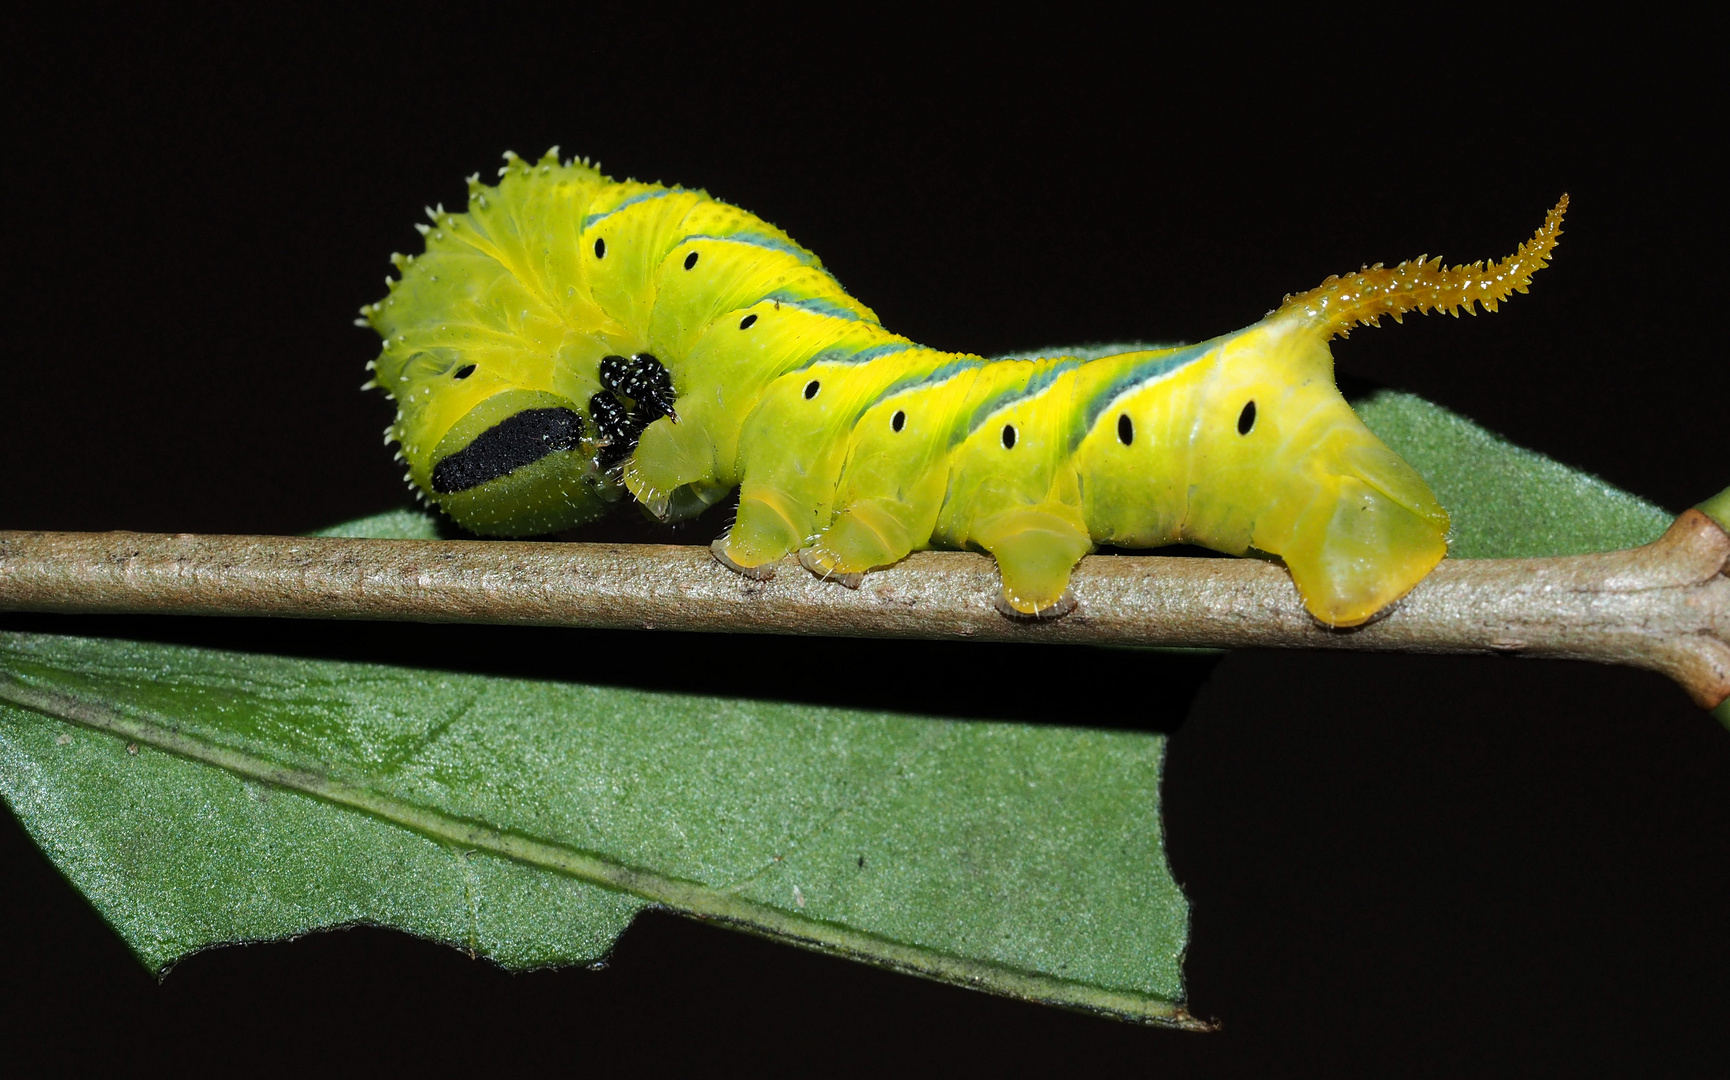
[1276,195,1568,338]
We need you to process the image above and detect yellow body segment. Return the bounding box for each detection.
[927,360,1091,615]
[627,291,891,517]
[726,347,943,567]
[804,361,986,579]
[1091,321,1451,624]
[366,150,1564,625]
[1070,348,1210,547]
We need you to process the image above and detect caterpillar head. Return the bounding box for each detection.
[1180,320,1450,627]
[371,343,619,535]
[359,153,627,535]
[406,383,616,536]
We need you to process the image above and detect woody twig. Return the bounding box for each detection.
[1,509,1726,710]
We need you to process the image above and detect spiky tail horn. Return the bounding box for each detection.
[1275,195,1568,339]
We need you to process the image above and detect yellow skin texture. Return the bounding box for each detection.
[367,150,1561,626]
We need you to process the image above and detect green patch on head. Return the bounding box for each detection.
[426,389,618,536]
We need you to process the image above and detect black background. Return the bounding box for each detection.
[3,9,1726,1075]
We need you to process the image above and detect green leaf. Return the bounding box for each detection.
[0,629,1196,1025]
[309,508,450,540]
[0,386,1715,1024]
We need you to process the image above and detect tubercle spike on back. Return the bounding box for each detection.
[1275,196,1568,339]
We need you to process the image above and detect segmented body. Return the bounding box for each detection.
[364,149,1564,626]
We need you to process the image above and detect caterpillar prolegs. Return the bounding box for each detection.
[362,150,1565,626]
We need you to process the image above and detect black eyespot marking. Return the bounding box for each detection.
[1002,424,1017,450]
[1238,400,1257,435]
[891,410,906,432]
[453,364,476,380]
[1117,413,1133,445]
[803,380,820,400]
[593,237,605,258]
[683,250,699,270]
[431,407,584,494]
[739,313,758,330]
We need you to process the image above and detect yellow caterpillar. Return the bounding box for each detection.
[362,149,1564,626]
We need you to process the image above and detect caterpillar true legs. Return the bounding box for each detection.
[365,149,1564,627]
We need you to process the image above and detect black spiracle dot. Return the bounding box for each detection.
[1002,424,1017,449]
[1238,400,1257,435]
[804,380,821,400]
[453,364,476,381]
[739,313,758,330]
[593,237,606,258]
[891,410,906,433]
[684,250,699,270]
[1117,413,1133,445]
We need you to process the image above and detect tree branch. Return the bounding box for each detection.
[2,511,1727,709]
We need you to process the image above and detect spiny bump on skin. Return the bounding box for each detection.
[1276,195,1567,339]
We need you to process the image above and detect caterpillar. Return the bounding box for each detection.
[361,149,1565,627]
